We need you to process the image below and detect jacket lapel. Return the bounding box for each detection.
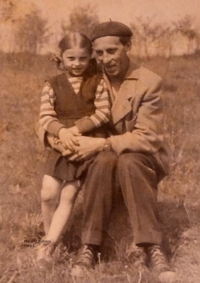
[111,82,134,124]
[108,61,139,125]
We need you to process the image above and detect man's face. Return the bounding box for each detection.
[93,36,129,79]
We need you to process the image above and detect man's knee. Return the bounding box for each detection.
[118,152,143,170]
[118,153,158,186]
[93,151,117,167]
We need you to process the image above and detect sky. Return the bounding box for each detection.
[1,0,200,53]
[16,0,200,30]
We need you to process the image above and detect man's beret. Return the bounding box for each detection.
[90,21,133,41]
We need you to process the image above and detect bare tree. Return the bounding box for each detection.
[130,17,170,58]
[130,22,143,57]
[15,8,50,53]
[173,15,197,54]
[0,0,17,51]
[0,0,16,22]
[61,4,99,38]
[130,15,199,58]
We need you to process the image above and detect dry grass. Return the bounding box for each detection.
[1,51,200,282]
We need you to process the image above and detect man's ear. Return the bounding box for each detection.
[124,41,132,52]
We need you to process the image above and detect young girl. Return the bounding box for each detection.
[36,32,110,267]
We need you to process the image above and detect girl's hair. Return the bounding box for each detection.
[59,32,92,55]
[52,32,92,70]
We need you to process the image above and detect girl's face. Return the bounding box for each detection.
[62,47,91,76]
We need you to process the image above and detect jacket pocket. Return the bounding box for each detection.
[125,115,137,132]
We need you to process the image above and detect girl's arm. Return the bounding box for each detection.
[39,82,78,151]
[39,82,66,137]
[74,79,110,133]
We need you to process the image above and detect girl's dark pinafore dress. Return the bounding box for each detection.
[44,64,106,181]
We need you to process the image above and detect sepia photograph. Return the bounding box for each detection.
[1,0,200,282]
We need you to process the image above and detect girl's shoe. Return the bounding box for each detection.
[36,239,55,269]
[71,244,97,277]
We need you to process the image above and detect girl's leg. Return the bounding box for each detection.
[41,174,63,234]
[45,180,80,244]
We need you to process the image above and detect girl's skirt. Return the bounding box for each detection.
[44,149,95,181]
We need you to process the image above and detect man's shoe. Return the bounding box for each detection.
[147,245,171,273]
[71,244,97,277]
[126,244,146,268]
[36,239,55,269]
[147,245,176,283]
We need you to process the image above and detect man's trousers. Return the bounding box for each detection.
[81,151,163,246]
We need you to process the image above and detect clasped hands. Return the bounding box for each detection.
[58,126,80,152]
[47,126,105,162]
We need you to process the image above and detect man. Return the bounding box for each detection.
[66,21,175,281]
[43,21,175,281]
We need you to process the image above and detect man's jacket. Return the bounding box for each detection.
[104,60,170,181]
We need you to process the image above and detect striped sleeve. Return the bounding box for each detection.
[39,82,65,137]
[90,78,110,126]
[75,78,110,133]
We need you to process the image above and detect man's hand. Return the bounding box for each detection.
[64,136,106,161]
[46,133,106,161]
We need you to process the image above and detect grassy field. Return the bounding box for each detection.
[1,51,200,282]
